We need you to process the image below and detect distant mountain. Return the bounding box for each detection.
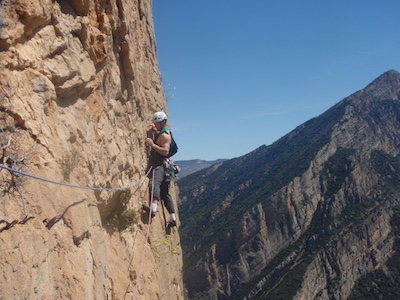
[174,159,226,180]
[178,70,400,300]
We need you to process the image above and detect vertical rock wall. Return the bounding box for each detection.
[0,0,183,299]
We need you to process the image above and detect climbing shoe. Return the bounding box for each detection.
[168,213,177,227]
[142,203,157,218]
[168,219,177,227]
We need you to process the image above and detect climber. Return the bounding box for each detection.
[143,111,177,227]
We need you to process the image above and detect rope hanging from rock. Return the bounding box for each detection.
[132,168,155,300]
[0,164,152,191]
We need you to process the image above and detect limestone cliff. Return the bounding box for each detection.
[178,70,400,299]
[0,0,183,299]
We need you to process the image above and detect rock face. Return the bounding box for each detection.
[178,70,400,299]
[0,0,183,299]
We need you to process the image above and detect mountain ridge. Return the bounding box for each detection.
[174,159,227,180]
[178,69,400,299]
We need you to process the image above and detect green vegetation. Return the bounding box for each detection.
[179,92,400,299]
[106,190,138,231]
[181,147,397,299]
[232,192,376,300]
[320,147,355,199]
[348,269,400,300]
[371,150,400,188]
[348,205,400,300]
[179,101,347,271]
[368,99,400,128]
[60,150,80,181]
[347,152,400,299]
[0,105,29,219]
[151,234,181,258]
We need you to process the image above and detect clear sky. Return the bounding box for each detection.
[152,1,400,161]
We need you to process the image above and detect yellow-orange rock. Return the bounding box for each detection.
[0,0,183,299]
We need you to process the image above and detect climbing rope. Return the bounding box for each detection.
[1,163,158,298]
[132,168,155,300]
[0,164,152,191]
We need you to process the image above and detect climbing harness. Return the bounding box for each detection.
[164,158,180,178]
[0,164,152,191]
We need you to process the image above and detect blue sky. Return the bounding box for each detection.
[152,1,400,161]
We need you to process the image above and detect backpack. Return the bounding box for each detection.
[158,127,178,158]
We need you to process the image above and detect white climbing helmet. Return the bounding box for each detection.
[152,111,167,122]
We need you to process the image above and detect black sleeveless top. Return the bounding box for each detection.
[150,127,171,167]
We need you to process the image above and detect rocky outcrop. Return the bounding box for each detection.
[178,70,400,299]
[0,0,183,299]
